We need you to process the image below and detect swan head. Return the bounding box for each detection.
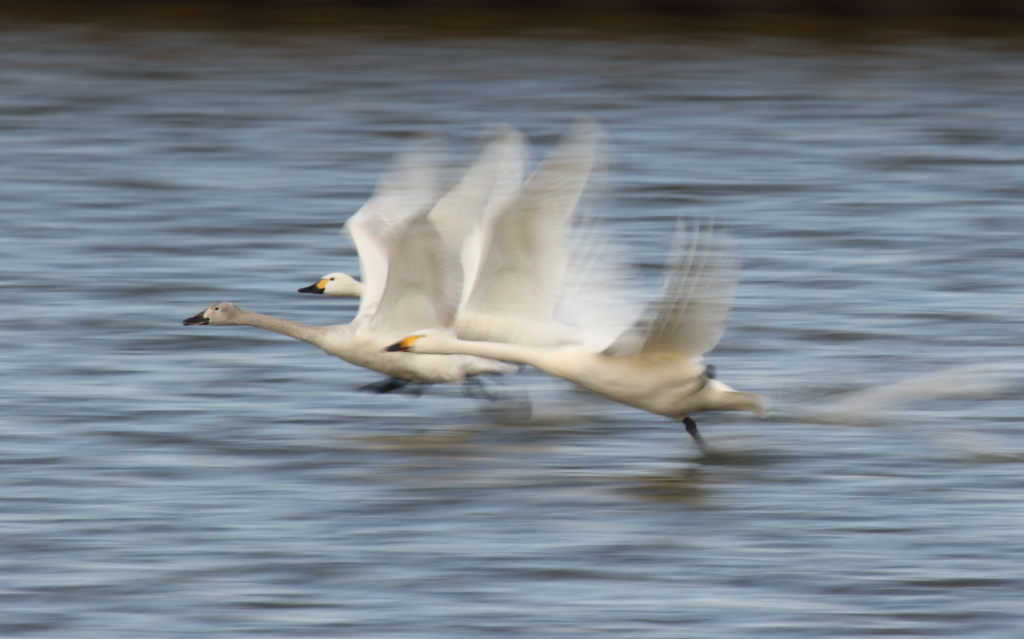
[182,302,241,326]
[385,329,448,354]
[298,272,363,298]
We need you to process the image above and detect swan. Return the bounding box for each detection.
[184,206,516,391]
[301,121,603,349]
[386,224,766,450]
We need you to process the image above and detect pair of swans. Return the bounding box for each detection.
[183,122,599,393]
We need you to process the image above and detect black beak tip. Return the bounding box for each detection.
[298,284,324,294]
[183,312,209,326]
[385,342,406,352]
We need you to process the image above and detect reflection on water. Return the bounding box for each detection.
[621,467,712,505]
[3,15,1024,638]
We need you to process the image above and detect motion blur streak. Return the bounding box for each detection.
[3,17,1024,639]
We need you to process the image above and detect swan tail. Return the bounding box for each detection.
[725,390,768,418]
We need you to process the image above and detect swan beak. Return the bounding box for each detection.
[298,278,328,294]
[386,335,420,352]
[182,310,210,326]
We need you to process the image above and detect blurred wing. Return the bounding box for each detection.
[558,220,648,352]
[369,215,462,336]
[463,119,604,321]
[428,125,527,302]
[346,134,446,318]
[602,223,738,359]
[346,210,391,319]
[361,132,446,226]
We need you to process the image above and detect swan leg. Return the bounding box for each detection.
[463,377,533,422]
[462,376,492,400]
[357,377,411,394]
[682,417,707,453]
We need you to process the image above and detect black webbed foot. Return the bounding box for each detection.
[682,416,707,454]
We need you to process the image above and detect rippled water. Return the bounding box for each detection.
[4,19,1024,637]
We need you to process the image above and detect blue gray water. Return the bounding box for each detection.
[3,20,1024,637]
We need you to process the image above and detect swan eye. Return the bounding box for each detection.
[329,278,335,281]
[214,306,220,311]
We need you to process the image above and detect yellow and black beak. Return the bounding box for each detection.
[298,278,328,294]
[386,335,421,352]
[182,310,209,326]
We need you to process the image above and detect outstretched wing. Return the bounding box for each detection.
[346,134,446,319]
[427,125,527,303]
[369,215,462,337]
[462,119,604,322]
[602,222,738,359]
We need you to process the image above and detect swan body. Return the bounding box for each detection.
[183,303,512,383]
[387,224,766,445]
[388,332,763,420]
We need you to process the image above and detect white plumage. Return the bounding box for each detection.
[184,137,515,387]
[388,223,766,449]
[301,121,604,348]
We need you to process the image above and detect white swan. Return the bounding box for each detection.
[301,121,602,349]
[386,224,766,450]
[184,203,515,391]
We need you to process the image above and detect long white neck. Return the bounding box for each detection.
[229,308,331,349]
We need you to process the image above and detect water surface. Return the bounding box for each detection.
[3,21,1024,637]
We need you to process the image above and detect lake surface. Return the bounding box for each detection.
[3,18,1024,637]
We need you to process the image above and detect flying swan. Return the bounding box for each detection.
[386,224,766,450]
